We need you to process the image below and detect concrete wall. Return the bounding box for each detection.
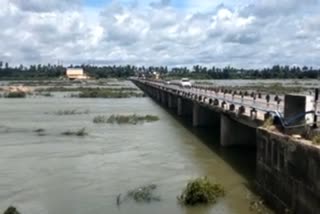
[256,128,320,214]
[220,114,256,147]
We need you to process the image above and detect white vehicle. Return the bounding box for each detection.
[180,78,192,88]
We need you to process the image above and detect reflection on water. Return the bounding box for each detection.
[0,97,272,214]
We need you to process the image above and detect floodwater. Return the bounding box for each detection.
[0,97,271,214]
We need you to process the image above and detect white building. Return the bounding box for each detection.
[66,68,89,80]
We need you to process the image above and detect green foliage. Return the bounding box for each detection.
[93,114,159,124]
[3,206,20,214]
[4,91,26,98]
[61,128,88,136]
[178,177,225,206]
[0,62,319,80]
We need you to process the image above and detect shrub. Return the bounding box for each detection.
[4,206,21,214]
[177,177,225,206]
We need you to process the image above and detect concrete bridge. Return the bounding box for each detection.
[132,78,314,146]
[131,78,320,214]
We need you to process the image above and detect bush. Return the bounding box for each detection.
[4,91,26,98]
[4,206,21,214]
[177,177,225,206]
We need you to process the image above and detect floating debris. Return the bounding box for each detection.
[178,177,225,206]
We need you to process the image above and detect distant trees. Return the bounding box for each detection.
[0,61,319,80]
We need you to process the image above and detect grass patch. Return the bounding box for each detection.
[93,114,159,124]
[177,177,225,206]
[61,128,88,136]
[4,91,27,98]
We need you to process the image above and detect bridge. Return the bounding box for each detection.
[131,78,316,146]
[131,78,320,214]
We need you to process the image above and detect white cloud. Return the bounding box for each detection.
[0,0,319,68]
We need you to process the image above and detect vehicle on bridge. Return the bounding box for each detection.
[179,78,192,88]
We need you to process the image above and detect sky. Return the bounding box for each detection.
[0,0,320,68]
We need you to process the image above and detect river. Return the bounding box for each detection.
[0,97,272,214]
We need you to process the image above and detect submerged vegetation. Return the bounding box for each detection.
[61,128,88,136]
[117,184,161,206]
[54,109,89,115]
[93,114,159,124]
[77,88,143,98]
[4,91,27,98]
[177,177,225,206]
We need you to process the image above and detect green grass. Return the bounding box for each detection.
[93,114,159,124]
[61,128,88,136]
[177,177,225,206]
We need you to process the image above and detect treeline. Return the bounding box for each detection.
[0,62,319,80]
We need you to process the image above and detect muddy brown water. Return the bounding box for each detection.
[0,97,272,214]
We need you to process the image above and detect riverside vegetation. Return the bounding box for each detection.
[93,114,159,124]
[177,177,225,206]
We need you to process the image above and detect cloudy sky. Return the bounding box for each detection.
[1,0,320,68]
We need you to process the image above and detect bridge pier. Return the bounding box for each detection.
[193,103,220,128]
[160,92,167,105]
[168,94,177,109]
[220,114,256,147]
[177,97,193,118]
